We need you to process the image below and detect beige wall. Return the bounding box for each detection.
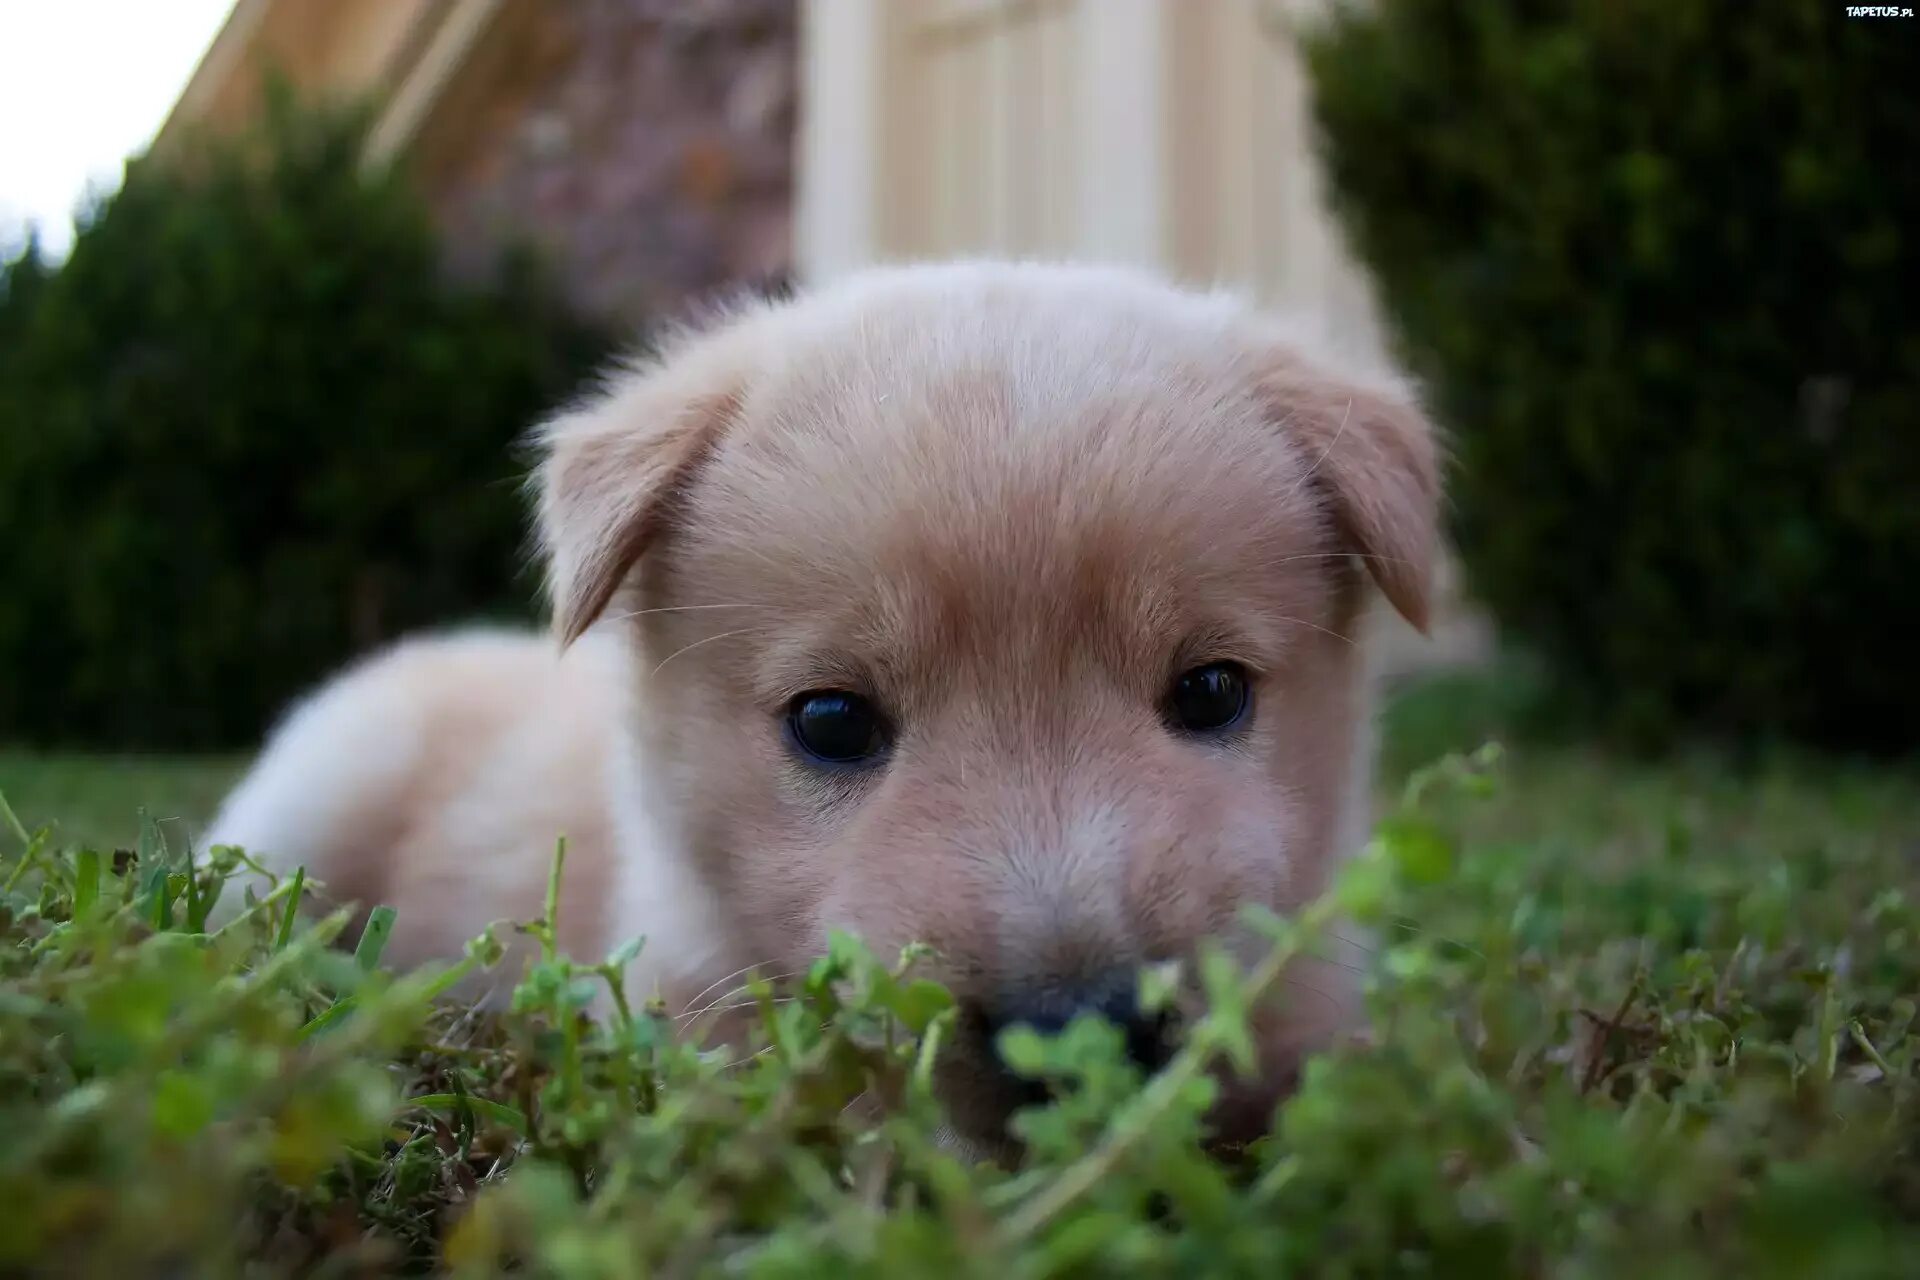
[797,0,1384,358]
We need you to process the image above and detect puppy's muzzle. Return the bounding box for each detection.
[985,968,1174,1097]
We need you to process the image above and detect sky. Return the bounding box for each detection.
[0,0,237,258]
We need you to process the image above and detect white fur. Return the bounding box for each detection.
[201,626,728,994]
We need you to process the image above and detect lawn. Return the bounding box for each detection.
[1377,666,1920,868]
[0,749,245,855]
[3,662,1917,1276]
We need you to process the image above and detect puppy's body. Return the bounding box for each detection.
[203,628,727,992]
[207,262,1438,1145]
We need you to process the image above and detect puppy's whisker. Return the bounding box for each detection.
[1276,395,1354,504]
[598,602,768,624]
[678,996,799,1024]
[718,1025,831,1071]
[717,1046,776,1071]
[1375,921,1487,959]
[684,983,803,1023]
[1269,551,1420,569]
[1289,951,1371,978]
[1271,614,1356,646]
[682,959,788,1010]
[650,626,775,677]
[682,969,810,1020]
[687,955,783,1005]
[1327,924,1485,961]
[1273,976,1350,1016]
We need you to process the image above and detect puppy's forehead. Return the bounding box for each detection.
[674,281,1338,676]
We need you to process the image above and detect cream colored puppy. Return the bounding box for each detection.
[205,261,1439,1144]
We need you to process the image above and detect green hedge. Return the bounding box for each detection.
[0,96,609,748]
[1304,4,1919,752]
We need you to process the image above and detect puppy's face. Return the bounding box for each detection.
[541,265,1438,1145]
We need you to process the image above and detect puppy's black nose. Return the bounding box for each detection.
[988,970,1174,1074]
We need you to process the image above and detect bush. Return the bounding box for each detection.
[0,232,52,349]
[4,744,1918,1276]
[0,95,609,749]
[1304,4,1920,752]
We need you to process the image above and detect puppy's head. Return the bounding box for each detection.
[539,263,1439,1145]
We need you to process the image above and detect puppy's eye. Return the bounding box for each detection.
[787,690,888,764]
[1167,662,1252,734]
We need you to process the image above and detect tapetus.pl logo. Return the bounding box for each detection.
[1845,5,1914,15]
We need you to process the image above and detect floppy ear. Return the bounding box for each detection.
[536,346,745,645]
[1250,339,1443,633]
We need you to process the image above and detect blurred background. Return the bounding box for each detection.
[0,1,1914,850]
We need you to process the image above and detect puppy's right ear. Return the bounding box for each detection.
[536,347,745,646]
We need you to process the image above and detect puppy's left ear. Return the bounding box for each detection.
[1250,337,1443,633]
[536,340,747,646]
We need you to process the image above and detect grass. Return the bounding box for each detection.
[1378,665,1920,861]
[0,749,244,854]
[2,664,1916,1277]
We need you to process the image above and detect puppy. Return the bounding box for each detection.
[205,261,1439,1147]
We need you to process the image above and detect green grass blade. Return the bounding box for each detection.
[73,848,101,918]
[354,905,398,972]
[135,810,176,929]
[192,860,225,934]
[0,784,31,849]
[298,996,357,1041]
[144,861,173,930]
[400,1094,530,1136]
[182,835,203,931]
[273,866,306,953]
